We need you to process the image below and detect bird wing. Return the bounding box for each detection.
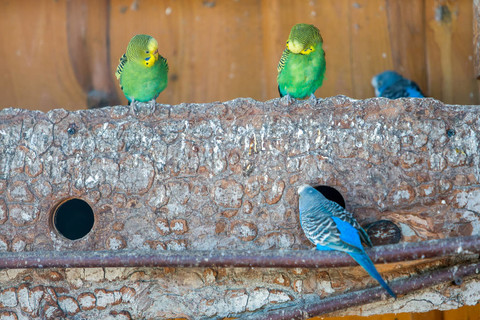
[159,55,169,72]
[301,204,362,254]
[321,199,373,247]
[405,80,424,97]
[115,53,127,80]
[382,78,424,99]
[277,48,290,74]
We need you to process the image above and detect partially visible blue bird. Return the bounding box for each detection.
[371,70,424,99]
[298,185,396,298]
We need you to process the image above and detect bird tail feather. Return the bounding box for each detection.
[349,251,396,299]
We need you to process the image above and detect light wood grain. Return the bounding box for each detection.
[0,0,86,110]
[313,303,480,320]
[0,0,478,111]
[426,0,478,104]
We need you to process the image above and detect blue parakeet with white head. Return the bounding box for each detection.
[298,185,396,298]
[371,70,424,99]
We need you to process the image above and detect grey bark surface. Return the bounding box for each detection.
[0,96,479,319]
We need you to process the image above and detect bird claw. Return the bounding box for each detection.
[148,99,157,113]
[130,99,156,116]
[308,94,317,102]
[130,99,139,113]
[280,94,294,106]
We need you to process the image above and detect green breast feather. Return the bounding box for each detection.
[277,24,326,99]
[277,42,325,99]
[118,57,168,103]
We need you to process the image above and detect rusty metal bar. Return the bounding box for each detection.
[244,261,480,320]
[0,235,479,269]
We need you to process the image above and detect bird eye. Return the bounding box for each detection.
[146,51,149,54]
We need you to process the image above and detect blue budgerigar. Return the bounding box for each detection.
[371,70,424,99]
[298,185,396,298]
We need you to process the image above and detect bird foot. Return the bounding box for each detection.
[130,99,139,113]
[306,94,319,106]
[148,99,157,113]
[280,94,294,106]
[130,99,156,116]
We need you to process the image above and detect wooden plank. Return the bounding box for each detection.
[0,0,477,109]
[66,0,120,108]
[312,312,413,320]
[425,0,479,104]
[0,0,85,110]
[443,303,480,320]
[310,304,480,320]
[110,0,359,103]
[385,0,427,94]
[110,0,266,105]
[348,0,394,98]
[259,0,353,99]
[412,310,443,320]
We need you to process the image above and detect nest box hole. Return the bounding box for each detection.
[313,185,346,208]
[52,198,94,240]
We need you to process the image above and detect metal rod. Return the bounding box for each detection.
[0,235,479,269]
[244,262,480,320]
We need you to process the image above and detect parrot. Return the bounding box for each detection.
[115,34,169,109]
[371,70,424,99]
[277,23,326,101]
[298,185,396,298]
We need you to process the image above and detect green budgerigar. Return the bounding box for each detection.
[115,34,168,105]
[277,24,326,100]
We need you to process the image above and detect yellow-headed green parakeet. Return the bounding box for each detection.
[277,24,326,100]
[115,34,168,105]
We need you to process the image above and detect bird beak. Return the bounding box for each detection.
[153,49,159,61]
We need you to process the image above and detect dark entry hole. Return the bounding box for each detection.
[53,198,94,240]
[313,185,346,208]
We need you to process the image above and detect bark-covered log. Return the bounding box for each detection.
[0,96,479,319]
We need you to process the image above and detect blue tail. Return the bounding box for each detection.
[349,251,396,298]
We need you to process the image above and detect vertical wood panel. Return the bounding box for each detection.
[0,0,478,110]
[426,0,478,104]
[311,304,480,319]
[110,0,266,105]
[313,312,413,320]
[0,0,86,110]
[386,0,427,93]
[259,0,353,99]
[349,0,394,98]
[66,0,120,108]
[412,310,444,320]
[442,303,480,320]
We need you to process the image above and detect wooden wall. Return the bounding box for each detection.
[322,303,480,320]
[0,0,478,110]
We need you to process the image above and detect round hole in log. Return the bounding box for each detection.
[313,185,346,208]
[51,198,94,240]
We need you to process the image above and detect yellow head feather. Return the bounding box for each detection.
[126,34,159,68]
[286,24,322,55]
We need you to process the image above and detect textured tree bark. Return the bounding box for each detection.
[0,97,479,319]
